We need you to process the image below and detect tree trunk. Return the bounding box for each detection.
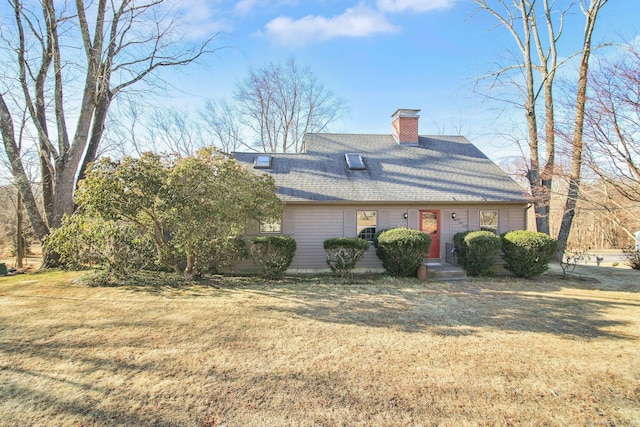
[41,244,62,269]
[78,95,112,184]
[519,1,545,235]
[2,0,217,269]
[16,191,24,269]
[556,0,606,256]
[0,95,49,241]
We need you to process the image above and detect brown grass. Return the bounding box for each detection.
[0,266,639,426]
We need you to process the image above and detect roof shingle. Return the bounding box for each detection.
[233,133,528,203]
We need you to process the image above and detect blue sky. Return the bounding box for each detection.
[1,0,637,165]
[165,0,639,162]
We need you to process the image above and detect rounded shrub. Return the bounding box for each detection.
[324,237,370,277]
[460,231,502,276]
[371,228,391,248]
[453,230,473,265]
[374,228,431,276]
[250,236,297,279]
[502,230,558,278]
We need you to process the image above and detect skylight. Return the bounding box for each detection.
[254,154,272,169]
[345,153,366,170]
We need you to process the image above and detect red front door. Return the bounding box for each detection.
[420,210,440,258]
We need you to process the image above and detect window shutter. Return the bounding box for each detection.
[468,209,479,230]
[283,209,294,234]
[344,210,356,237]
[378,210,389,229]
[442,209,451,237]
[499,210,509,234]
[408,210,418,230]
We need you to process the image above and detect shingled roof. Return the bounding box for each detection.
[233,133,528,204]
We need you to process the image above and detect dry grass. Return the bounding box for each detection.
[0,266,639,426]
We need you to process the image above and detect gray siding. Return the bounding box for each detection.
[235,203,527,273]
[293,207,347,269]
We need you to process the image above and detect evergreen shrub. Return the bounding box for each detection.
[250,236,296,279]
[460,231,502,276]
[374,228,431,276]
[453,230,473,265]
[502,230,558,278]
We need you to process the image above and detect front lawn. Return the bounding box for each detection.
[1,267,638,426]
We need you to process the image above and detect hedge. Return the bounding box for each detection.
[459,230,502,276]
[374,228,431,276]
[501,230,558,278]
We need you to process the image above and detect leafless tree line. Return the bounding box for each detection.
[106,58,347,157]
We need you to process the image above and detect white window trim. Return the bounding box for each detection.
[480,210,499,233]
[259,220,282,234]
[356,210,377,241]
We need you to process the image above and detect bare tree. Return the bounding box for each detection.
[474,0,567,235]
[473,0,608,248]
[200,99,243,154]
[582,43,640,205]
[104,100,240,157]
[0,0,218,265]
[555,0,608,256]
[233,57,347,153]
[146,107,201,157]
[574,179,640,248]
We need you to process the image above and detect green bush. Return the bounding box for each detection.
[324,237,370,277]
[45,214,155,273]
[502,230,558,278]
[453,231,473,265]
[250,236,296,279]
[374,228,431,276]
[459,231,502,276]
[372,228,390,248]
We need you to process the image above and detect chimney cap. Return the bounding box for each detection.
[391,109,421,119]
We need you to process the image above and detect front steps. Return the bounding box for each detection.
[427,262,467,281]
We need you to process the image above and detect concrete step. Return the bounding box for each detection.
[426,262,467,281]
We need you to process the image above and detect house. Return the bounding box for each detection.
[233,109,529,273]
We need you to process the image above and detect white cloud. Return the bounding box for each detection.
[376,0,456,13]
[235,0,269,15]
[234,0,300,16]
[167,0,232,39]
[261,4,399,46]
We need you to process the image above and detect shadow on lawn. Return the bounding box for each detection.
[244,277,638,339]
[1,378,180,427]
[0,340,180,426]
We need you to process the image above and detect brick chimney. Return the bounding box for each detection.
[391,109,420,145]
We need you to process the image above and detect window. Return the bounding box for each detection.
[345,153,366,170]
[259,220,281,234]
[357,210,377,241]
[254,154,272,169]
[480,210,498,233]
